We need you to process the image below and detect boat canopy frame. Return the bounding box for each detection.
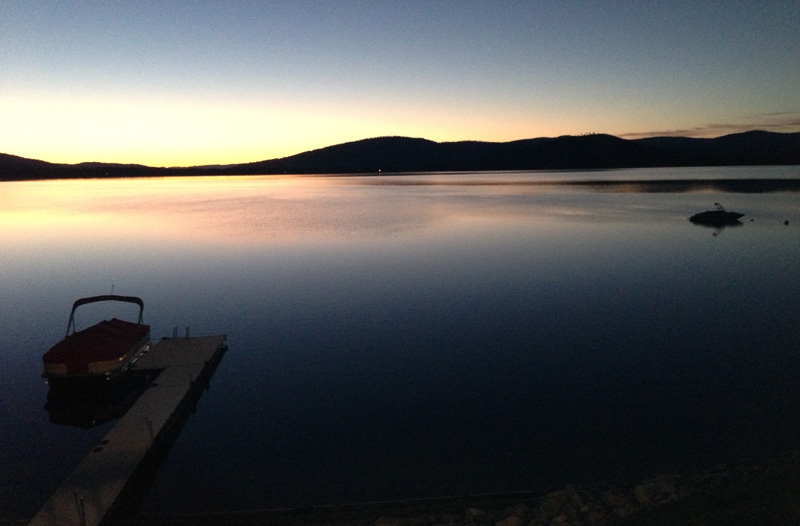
[66,295,145,337]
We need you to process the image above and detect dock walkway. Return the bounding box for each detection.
[29,334,227,526]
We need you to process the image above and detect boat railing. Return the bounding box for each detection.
[66,295,145,336]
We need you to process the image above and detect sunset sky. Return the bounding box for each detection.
[2,1,799,167]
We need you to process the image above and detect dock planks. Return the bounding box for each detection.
[29,335,227,526]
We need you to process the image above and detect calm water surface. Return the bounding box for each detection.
[1,167,799,518]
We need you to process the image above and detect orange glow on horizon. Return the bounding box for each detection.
[0,176,375,248]
[1,91,575,166]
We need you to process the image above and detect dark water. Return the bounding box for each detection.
[1,167,799,518]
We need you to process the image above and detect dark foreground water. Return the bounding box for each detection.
[1,167,799,519]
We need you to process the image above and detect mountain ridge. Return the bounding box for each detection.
[2,130,799,181]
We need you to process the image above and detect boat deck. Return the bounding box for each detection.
[28,334,227,526]
[43,319,150,376]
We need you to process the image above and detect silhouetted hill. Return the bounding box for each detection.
[0,154,172,181]
[229,134,673,174]
[2,131,799,181]
[634,130,800,166]
[225,131,799,175]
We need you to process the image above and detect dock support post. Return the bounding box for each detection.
[73,491,86,526]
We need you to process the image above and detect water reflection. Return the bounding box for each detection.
[690,220,744,237]
[1,168,800,518]
[2,172,797,249]
[44,370,157,429]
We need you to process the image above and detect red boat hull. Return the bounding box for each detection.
[43,318,150,380]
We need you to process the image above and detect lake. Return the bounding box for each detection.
[1,167,799,519]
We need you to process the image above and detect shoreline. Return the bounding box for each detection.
[81,449,800,525]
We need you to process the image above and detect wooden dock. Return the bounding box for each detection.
[29,334,227,526]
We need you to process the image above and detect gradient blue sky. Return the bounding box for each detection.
[2,1,799,166]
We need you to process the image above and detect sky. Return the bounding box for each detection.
[1,1,799,167]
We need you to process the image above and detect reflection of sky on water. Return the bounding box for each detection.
[1,168,799,517]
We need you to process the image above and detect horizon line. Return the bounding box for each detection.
[5,128,798,169]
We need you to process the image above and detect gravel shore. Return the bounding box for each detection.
[95,449,800,526]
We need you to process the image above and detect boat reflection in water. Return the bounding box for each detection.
[45,369,160,429]
[41,294,156,428]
